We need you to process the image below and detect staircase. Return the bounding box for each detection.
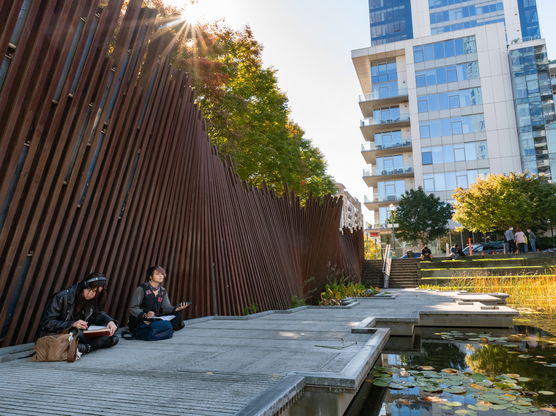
[362,260,384,287]
[388,259,420,288]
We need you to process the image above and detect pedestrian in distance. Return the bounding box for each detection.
[37,273,119,356]
[504,227,516,254]
[514,228,527,254]
[421,246,432,261]
[527,228,537,252]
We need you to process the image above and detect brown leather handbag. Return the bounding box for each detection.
[32,332,78,362]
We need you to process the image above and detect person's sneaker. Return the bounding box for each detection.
[77,343,92,355]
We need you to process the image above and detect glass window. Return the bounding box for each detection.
[422,151,433,165]
[420,124,430,138]
[456,173,468,188]
[424,176,434,192]
[454,145,465,161]
[416,74,426,87]
[451,121,463,135]
[414,48,424,63]
[443,146,454,163]
[465,142,476,160]
[418,98,428,113]
[435,173,446,191]
[447,68,457,83]
[445,172,456,190]
[449,94,460,109]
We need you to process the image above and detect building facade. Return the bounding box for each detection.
[335,183,364,230]
[354,0,556,231]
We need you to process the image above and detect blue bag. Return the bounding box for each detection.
[133,320,173,341]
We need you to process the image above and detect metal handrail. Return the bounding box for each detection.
[382,244,391,289]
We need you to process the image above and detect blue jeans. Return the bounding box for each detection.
[530,240,536,252]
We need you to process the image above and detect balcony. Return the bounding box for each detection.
[360,113,411,139]
[361,140,412,164]
[359,87,409,117]
[363,194,402,208]
[362,166,414,186]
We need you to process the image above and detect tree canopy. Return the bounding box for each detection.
[390,187,453,245]
[142,3,336,200]
[452,173,556,233]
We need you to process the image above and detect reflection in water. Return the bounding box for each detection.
[350,324,556,416]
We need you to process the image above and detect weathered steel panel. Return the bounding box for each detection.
[0,0,363,346]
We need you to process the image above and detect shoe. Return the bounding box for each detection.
[90,335,119,350]
[78,343,92,355]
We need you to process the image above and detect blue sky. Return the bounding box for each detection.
[176,0,556,224]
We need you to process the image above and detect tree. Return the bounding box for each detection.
[452,173,556,233]
[390,187,453,245]
[141,4,336,201]
[364,237,381,259]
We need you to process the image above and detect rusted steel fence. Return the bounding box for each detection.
[0,0,363,346]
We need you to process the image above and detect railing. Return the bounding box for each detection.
[361,141,412,152]
[365,167,414,177]
[364,195,401,204]
[360,113,411,127]
[382,244,392,289]
[359,87,409,102]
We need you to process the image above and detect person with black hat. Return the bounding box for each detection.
[127,265,189,338]
[38,272,119,355]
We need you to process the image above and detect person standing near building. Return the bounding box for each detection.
[514,229,526,253]
[504,227,516,253]
[527,228,537,252]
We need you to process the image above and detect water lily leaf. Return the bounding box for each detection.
[388,382,406,390]
[534,361,548,364]
[445,401,464,407]
[372,379,390,387]
[423,385,443,393]
[469,373,488,382]
[455,410,477,416]
[490,404,512,410]
[502,394,517,401]
[416,365,435,371]
[469,383,488,390]
[505,374,520,379]
[514,400,533,406]
[544,363,556,368]
[445,386,467,394]
[442,368,459,374]
[539,391,555,395]
[517,354,532,358]
[481,394,508,404]
[468,404,491,411]
[517,377,531,382]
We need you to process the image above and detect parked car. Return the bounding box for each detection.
[462,241,505,255]
[400,251,422,259]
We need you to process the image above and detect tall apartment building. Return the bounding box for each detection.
[353,0,556,231]
[335,183,364,230]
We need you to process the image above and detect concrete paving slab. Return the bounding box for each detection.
[0,288,518,416]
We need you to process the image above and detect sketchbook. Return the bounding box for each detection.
[83,326,111,337]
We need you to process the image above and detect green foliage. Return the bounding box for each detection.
[364,237,382,259]
[243,303,258,315]
[290,295,306,308]
[167,21,335,201]
[319,282,379,305]
[453,173,556,233]
[390,187,453,245]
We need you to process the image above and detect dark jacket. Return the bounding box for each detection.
[127,283,176,330]
[38,284,115,338]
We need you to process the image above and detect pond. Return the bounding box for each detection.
[348,320,556,416]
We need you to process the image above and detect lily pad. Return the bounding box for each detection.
[442,368,460,374]
[517,377,531,382]
[539,391,555,396]
[468,404,491,411]
[455,410,477,416]
[517,354,532,358]
[372,379,390,387]
[445,401,464,407]
[445,386,467,394]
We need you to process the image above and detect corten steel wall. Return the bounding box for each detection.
[0,0,364,346]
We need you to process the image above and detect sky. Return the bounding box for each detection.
[170,0,556,225]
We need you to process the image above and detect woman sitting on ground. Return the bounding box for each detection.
[127,265,189,336]
[38,273,119,355]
